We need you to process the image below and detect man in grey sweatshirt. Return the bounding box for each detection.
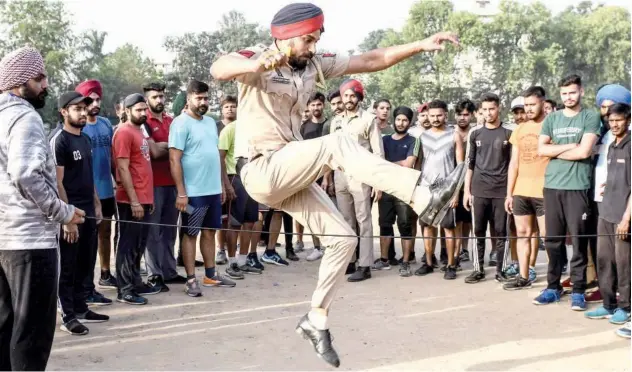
[0,47,85,371]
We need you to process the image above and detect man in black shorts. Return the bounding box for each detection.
[454,99,476,262]
[463,93,514,283]
[50,92,109,334]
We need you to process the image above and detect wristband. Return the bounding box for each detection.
[131,202,141,207]
[177,195,188,198]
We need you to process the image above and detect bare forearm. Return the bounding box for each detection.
[538,143,577,158]
[118,167,139,204]
[170,159,187,196]
[149,141,169,160]
[93,187,101,210]
[58,183,69,204]
[355,41,425,73]
[464,169,473,194]
[624,197,631,221]
[507,163,518,197]
[210,55,258,81]
[556,146,591,161]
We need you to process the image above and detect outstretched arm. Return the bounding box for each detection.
[344,32,459,75]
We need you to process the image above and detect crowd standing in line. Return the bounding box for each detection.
[0,10,630,370]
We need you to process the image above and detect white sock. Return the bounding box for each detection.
[308,310,329,330]
[237,254,247,266]
[229,256,237,265]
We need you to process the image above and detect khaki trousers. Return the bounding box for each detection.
[334,171,374,267]
[241,133,420,311]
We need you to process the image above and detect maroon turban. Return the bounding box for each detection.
[339,79,364,100]
[271,3,324,40]
[76,80,103,98]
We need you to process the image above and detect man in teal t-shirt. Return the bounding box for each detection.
[535,74,600,309]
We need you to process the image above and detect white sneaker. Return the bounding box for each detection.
[306,248,324,262]
[295,241,305,252]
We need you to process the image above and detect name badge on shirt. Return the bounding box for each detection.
[617,158,625,163]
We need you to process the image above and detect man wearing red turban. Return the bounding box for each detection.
[211,3,463,367]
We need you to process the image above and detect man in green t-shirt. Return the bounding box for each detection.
[535,74,600,310]
[218,116,263,277]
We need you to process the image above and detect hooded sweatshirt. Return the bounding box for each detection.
[0,93,74,250]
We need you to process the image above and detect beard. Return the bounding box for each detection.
[344,102,358,112]
[89,106,101,116]
[69,120,87,129]
[457,121,469,128]
[150,103,165,114]
[21,86,48,109]
[431,121,443,128]
[288,54,312,70]
[394,126,408,134]
[130,115,147,125]
[311,109,322,119]
[192,104,209,116]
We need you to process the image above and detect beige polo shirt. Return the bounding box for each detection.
[230,43,350,159]
[329,108,384,159]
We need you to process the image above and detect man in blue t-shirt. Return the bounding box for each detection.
[75,79,115,305]
[169,80,234,297]
[372,106,420,277]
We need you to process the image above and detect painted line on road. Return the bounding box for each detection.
[399,304,477,318]
[411,295,456,303]
[51,315,301,354]
[107,300,310,330]
[102,300,227,317]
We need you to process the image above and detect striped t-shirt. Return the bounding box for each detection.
[419,127,456,186]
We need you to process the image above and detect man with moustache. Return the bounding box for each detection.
[328,79,383,282]
[210,3,462,365]
[409,102,430,138]
[170,80,235,297]
[510,96,527,125]
[463,93,514,284]
[0,47,86,371]
[75,79,116,304]
[504,86,549,290]
[50,92,109,335]
[142,82,185,292]
[324,90,344,136]
[415,100,465,280]
[112,94,161,305]
[374,106,419,276]
[534,74,600,310]
[453,99,476,263]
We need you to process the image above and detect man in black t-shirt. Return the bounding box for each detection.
[463,93,513,283]
[372,106,419,277]
[49,92,108,336]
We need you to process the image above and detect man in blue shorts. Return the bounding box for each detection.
[169,80,235,297]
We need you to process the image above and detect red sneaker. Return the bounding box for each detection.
[561,277,573,293]
[585,291,603,304]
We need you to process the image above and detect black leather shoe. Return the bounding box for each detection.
[286,247,299,261]
[295,314,340,368]
[419,162,466,226]
[347,266,371,282]
[345,262,356,275]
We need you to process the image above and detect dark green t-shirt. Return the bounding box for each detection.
[541,108,601,190]
[380,125,395,136]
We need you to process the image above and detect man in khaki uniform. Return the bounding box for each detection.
[210,3,463,368]
[329,79,382,282]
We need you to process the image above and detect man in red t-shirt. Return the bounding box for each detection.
[112,94,160,305]
[141,83,186,290]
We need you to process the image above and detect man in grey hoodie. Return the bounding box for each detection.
[0,47,86,371]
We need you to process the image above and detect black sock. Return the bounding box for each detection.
[381,258,388,263]
[186,274,195,281]
[265,248,276,255]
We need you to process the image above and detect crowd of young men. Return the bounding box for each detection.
[0,43,630,370]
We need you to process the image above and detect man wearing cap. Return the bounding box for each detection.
[76,79,118,300]
[112,93,161,305]
[510,96,527,126]
[0,47,85,370]
[211,3,462,367]
[328,79,382,282]
[49,92,110,335]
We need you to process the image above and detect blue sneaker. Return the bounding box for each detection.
[528,267,537,282]
[616,322,631,338]
[246,252,265,271]
[504,263,519,277]
[585,306,614,319]
[571,293,587,311]
[533,288,562,305]
[261,250,289,266]
[610,309,631,325]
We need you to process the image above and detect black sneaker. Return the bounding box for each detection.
[247,252,265,271]
[388,257,400,266]
[345,262,356,275]
[164,275,188,284]
[440,263,448,272]
[136,283,161,296]
[444,266,457,280]
[76,310,109,323]
[98,273,118,290]
[117,292,148,305]
[347,266,371,282]
[414,263,434,276]
[459,249,470,262]
[420,253,440,268]
[226,263,245,279]
[60,319,89,336]
[489,251,498,267]
[503,275,532,291]
[495,272,513,283]
[286,247,299,262]
[86,291,112,306]
[464,270,485,284]
[148,275,170,293]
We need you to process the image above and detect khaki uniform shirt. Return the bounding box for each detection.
[230,44,350,159]
[329,108,385,159]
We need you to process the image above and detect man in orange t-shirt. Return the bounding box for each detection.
[504,86,550,290]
